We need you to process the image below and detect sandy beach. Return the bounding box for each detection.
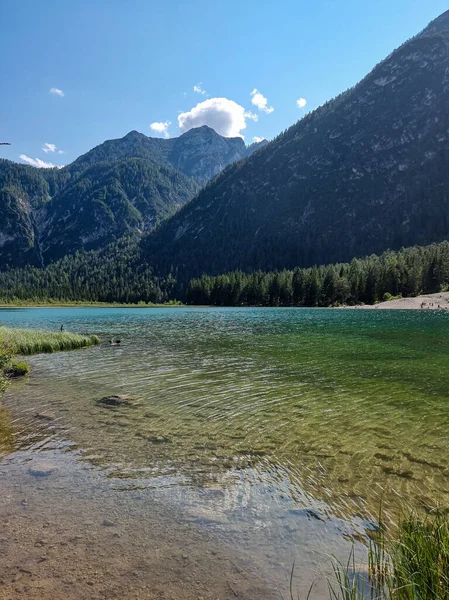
[349,292,449,310]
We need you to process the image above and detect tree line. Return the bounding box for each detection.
[186,242,449,307]
[1,240,449,306]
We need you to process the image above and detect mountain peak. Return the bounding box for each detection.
[123,130,147,140]
[180,125,222,139]
[419,9,449,37]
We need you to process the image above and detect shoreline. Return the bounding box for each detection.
[343,291,449,310]
[0,302,185,309]
[1,292,449,310]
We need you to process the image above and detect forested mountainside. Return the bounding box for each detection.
[139,10,449,281]
[0,127,265,268]
[1,238,449,307]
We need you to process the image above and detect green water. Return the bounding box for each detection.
[2,306,449,592]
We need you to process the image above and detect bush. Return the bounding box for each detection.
[383,292,402,302]
[5,361,29,377]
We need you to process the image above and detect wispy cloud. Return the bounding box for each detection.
[244,110,258,122]
[178,97,251,138]
[42,142,65,154]
[49,87,64,97]
[42,143,57,153]
[193,83,207,96]
[296,97,307,109]
[250,89,274,114]
[150,121,171,138]
[20,154,58,168]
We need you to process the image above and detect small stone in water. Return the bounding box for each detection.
[148,435,171,444]
[102,519,115,527]
[35,411,55,421]
[96,395,134,407]
[28,463,57,478]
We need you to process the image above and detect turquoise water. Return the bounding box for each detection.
[2,306,449,595]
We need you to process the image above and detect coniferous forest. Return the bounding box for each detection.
[1,240,449,307]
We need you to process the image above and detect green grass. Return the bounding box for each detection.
[0,326,100,355]
[388,513,449,599]
[0,299,183,308]
[327,511,449,600]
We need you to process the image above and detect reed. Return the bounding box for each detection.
[328,511,449,599]
[0,326,100,355]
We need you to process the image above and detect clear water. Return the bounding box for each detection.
[2,306,449,596]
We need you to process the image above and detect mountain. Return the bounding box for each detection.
[0,127,264,268]
[0,156,199,268]
[140,10,449,282]
[38,158,199,263]
[68,126,266,184]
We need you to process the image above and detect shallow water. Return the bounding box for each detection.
[1,307,449,597]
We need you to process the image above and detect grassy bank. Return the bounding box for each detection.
[0,326,100,355]
[0,300,184,308]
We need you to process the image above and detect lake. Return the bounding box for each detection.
[1,306,449,598]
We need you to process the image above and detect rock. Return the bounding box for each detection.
[148,435,172,444]
[102,519,115,527]
[35,411,55,421]
[96,395,134,407]
[28,463,57,478]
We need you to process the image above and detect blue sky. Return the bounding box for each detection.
[1,0,447,167]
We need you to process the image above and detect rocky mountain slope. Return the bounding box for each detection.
[141,9,449,281]
[0,127,265,268]
[69,126,266,184]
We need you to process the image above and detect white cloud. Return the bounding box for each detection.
[150,121,171,138]
[296,97,307,109]
[49,87,64,97]
[58,150,65,154]
[178,97,253,138]
[42,143,57,153]
[253,136,265,143]
[244,110,258,122]
[193,83,207,95]
[250,89,274,114]
[20,154,57,168]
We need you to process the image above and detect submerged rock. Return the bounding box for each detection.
[148,435,172,444]
[35,411,55,421]
[135,432,171,444]
[28,463,57,478]
[96,395,134,407]
[102,519,116,527]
